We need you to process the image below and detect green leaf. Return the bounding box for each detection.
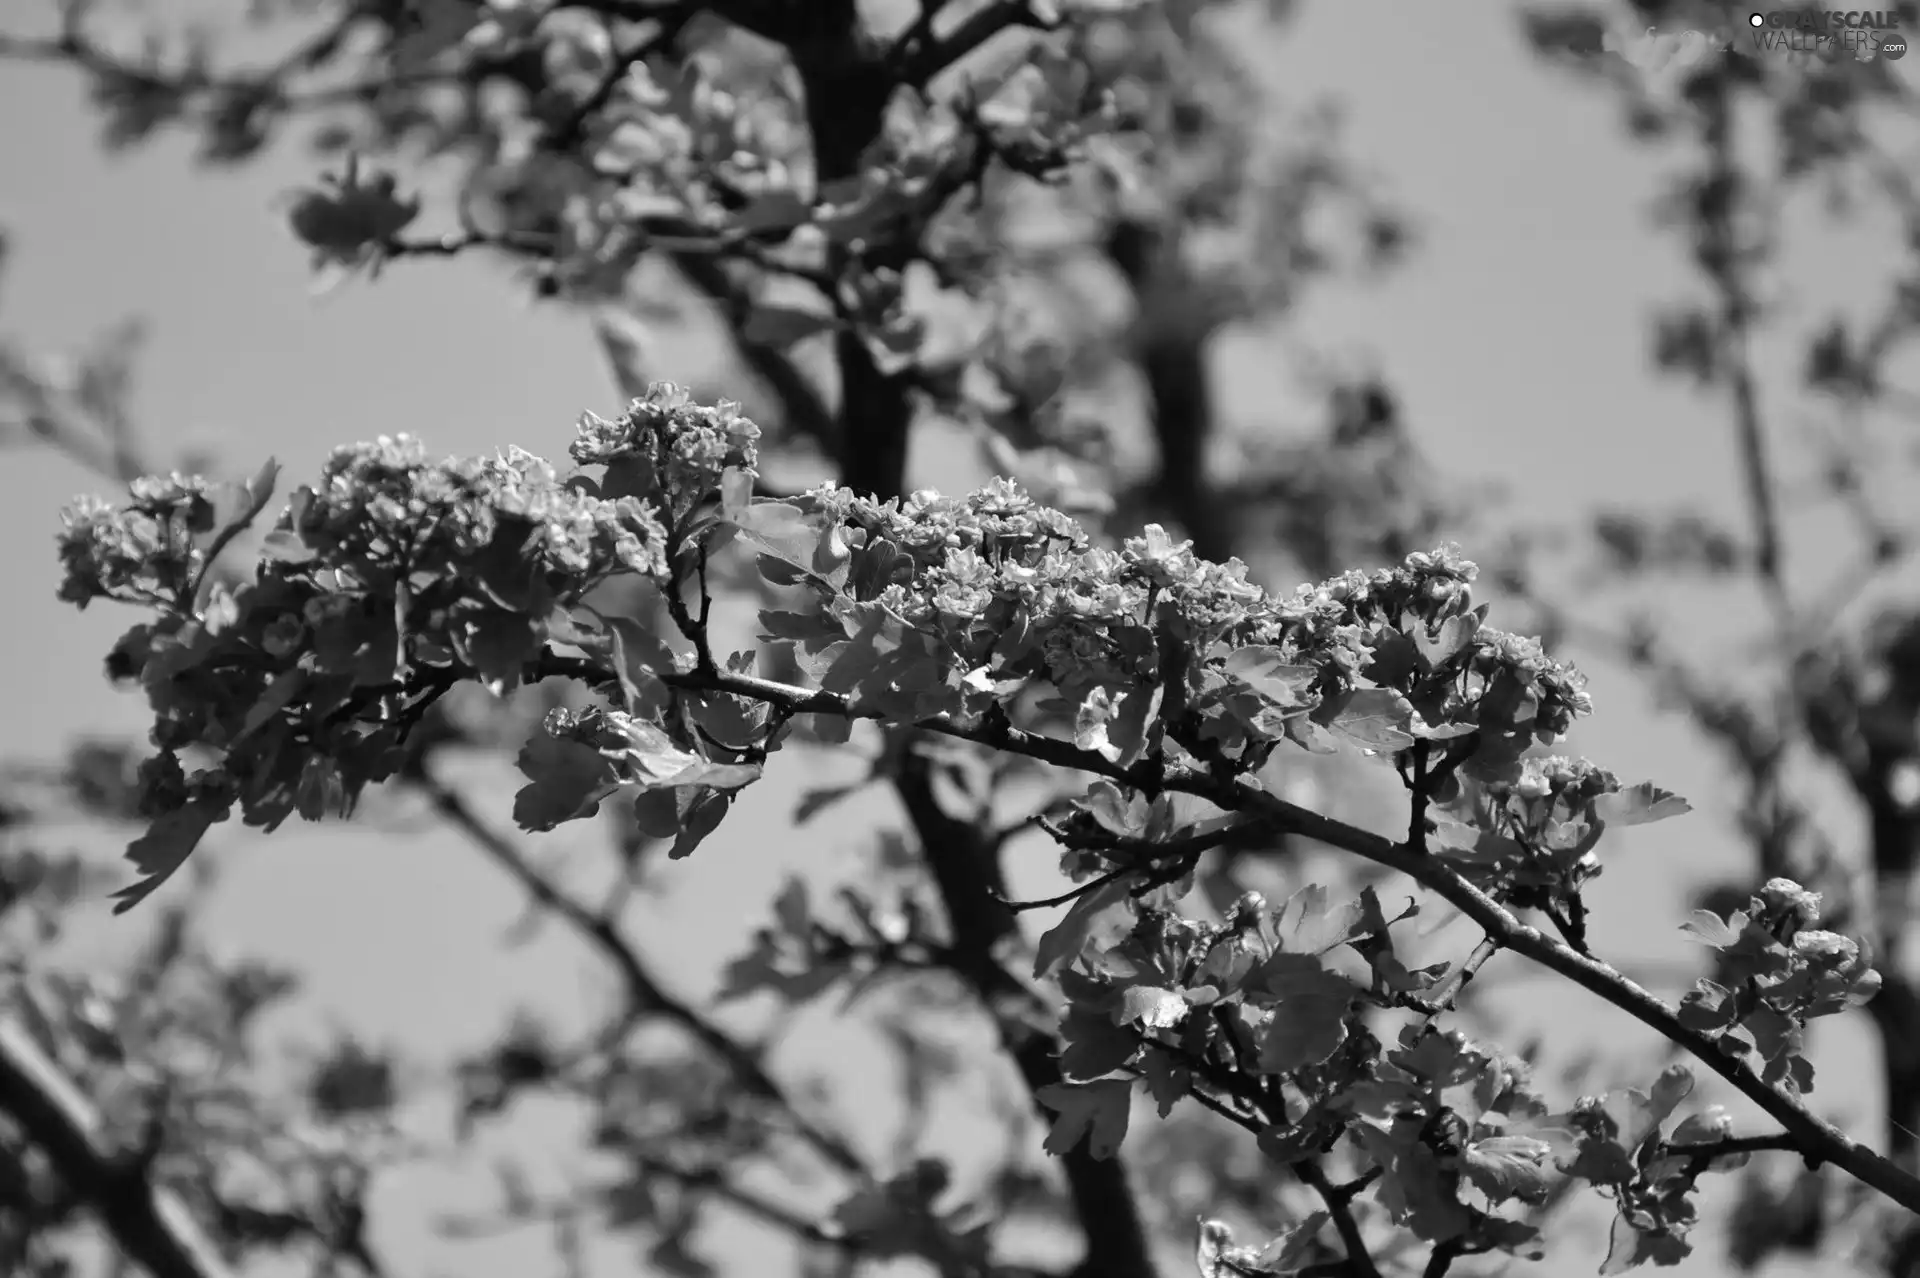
[1117,985,1190,1030]
[597,613,675,718]
[1246,1213,1330,1275]
[111,796,231,914]
[451,606,537,697]
[1415,611,1480,666]
[726,499,832,585]
[259,529,317,564]
[599,715,708,787]
[1679,909,1741,948]
[1256,990,1351,1072]
[512,732,620,831]
[668,787,731,859]
[1059,1009,1140,1080]
[1220,646,1318,706]
[1033,874,1137,979]
[1319,686,1416,751]
[1136,1049,1189,1117]
[1461,1135,1556,1204]
[1035,1079,1132,1159]
[740,303,841,349]
[1592,782,1692,828]
[1274,884,1366,956]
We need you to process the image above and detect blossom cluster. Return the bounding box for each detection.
[790,480,1593,769]
[570,382,760,523]
[52,384,755,857]
[286,435,669,586]
[57,474,217,609]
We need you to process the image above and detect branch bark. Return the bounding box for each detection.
[0,1017,236,1278]
[575,653,1920,1218]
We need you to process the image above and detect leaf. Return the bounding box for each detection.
[1220,646,1318,706]
[1033,874,1137,979]
[512,732,620,832]
[1677,981,1738,1033]
[601,716,707,787]
[111,796,230,914]
[1679,909,1741,948]
[1256,992,1351,1072]
[1136,1049,1189,1117]
[598,613,675,717]
[1592,782,1692,828]
[726,499,829,583]
[259,529,317,564]
[1461,1135,1556,1204]
[1247,1213,1330,1275]
[1082,780,1146,836]
[1320,687,1416,751]
[668,788,730,859]
[451,606,537,697]
[235,666,309,744]
[1274,884,1366,956]
[1415,611,1480,666]
[1117,985,1190,1030]
[740,303,840,349]
[1058,1009,1139,1080]
[1035,1079,1132,1159]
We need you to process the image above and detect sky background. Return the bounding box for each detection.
[0,1,1911,1275]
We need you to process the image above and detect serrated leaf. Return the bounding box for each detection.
[259,529,317,564]
[726,499,827,583]
[1679,910,1740,948]
[513,732,620,831]
[1320,687,1416,751]
[596,613,675,717]
[1059,1009,1139,1080]
[668,788,730,858]
[1256,993,1351,1072]
[1220,646,1318,706]
[1033,874,1137,979]
[1461,1135,1555,1204]
[1117,985,1189,1030]
[111,796,231,914]
[1246,1212,1330,1275]
[1136,1049,1189,1117]
[1035,1079,1131,1159]
[451,606,537,697]
[1592,782,1692,828]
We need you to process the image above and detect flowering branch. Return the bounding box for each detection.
[50,386,1916,1270]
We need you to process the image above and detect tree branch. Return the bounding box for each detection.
[403,764,868,1179]
[0,1017,236,1278]
[581,654,1920,1215]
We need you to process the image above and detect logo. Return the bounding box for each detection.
[1746,10,1904,61]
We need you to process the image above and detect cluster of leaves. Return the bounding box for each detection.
[53,384,763,908]
[1677,878,1882,1095]
[50,383,1910,1274]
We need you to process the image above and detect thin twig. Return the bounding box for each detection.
[407,765,868,1178]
